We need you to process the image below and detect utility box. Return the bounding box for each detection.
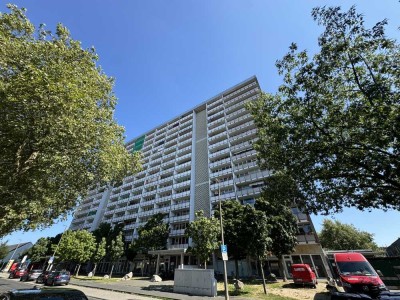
[174,268,217,297]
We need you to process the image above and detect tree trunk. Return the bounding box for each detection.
[110,263,115,278]
[148,257,151,276]
[278,256,287,282]
[204,260,207,269]
[266,256,272,274]
[92,263,97,276]
[260,259,267,295]
[75,264,81,277]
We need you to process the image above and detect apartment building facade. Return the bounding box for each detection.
[70,76,330,278]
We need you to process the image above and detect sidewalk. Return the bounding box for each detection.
[0,272,245,300]
[70,277,247,300]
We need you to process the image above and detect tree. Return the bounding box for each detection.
[136,213,169,253]
[92,222,124,258]
[213,200,248,278]
[0,241,8,261]
[57,230,96,276]
[185,210,220,269]
[242,205,271,294]
[214,200,272,280]
[319,219,378,251]
[91,237,106,275]
[26,237,48,263]
[255,173,299,281]
[109,232,124,278]
[0,4,141,236]
[130,213,169,275]
[248,6,400,215]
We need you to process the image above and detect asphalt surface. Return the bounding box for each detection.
[0,276,156,300]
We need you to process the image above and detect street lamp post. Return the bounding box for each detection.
[47,225,68,271]
[1,240,21,271]
[216,179,229,300]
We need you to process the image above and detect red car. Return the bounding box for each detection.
[331,252,388,298]
[291,263,318,288]
[8,268,27,279]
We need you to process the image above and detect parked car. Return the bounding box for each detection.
[35,271,52,284]
[20,269,43,282]
[0,287,88,300]
[328,252,388,299]
[8,268,27,279]
[291,263,318,288]
[45,271,71,286]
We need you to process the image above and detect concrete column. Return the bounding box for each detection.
[180,253,184,269]
[155,254,160,275]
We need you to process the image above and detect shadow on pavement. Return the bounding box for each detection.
[141,284,174,293]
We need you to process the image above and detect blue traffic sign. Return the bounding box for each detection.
[221,244,227,253]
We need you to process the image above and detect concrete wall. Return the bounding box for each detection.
[174,268,217,297]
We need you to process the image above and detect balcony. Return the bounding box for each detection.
[236,186,263,199]
[178,131,192,143]
[170,229,186,236]
[207,109,224,123]
[169,214,190,223]
[208,131,228,145]
[233,160,258,172]
[169,243,189,250]
[177,145,191,156]
[172,190,190,200]
[209,147,230,160]
[175,161,191,172]
[224,87,260,109]
[209,157,231,170]
[210,191,236,203]
[208,123,226,136]
[207,99,223,113]
[209,140,229,152]
[297,234,317,244]
[173,179,191,190]
[176,153,191,164]
[171,201,190,211]
[235,170,270,185]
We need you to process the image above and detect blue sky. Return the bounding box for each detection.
[1,0,399,247]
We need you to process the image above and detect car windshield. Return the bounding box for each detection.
[337,261,377,276]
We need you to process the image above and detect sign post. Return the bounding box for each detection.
[221,245,228,261]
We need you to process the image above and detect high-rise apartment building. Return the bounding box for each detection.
[70,76,330,278]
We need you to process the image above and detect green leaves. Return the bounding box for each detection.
[249,6,400,214]
[319,219,378,250]
[57,230,96,264]
[109,232,124,262]
[0,241,8,260]
[132,213,169,256]
[26,237,49,263]
[213,201,272,260]
[185,210,220,266]
[92,237,106,262]
[0,5,141,236]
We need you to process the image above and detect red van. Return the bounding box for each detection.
[332,252,388,298]
[291,264,318,288]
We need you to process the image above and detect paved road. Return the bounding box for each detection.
[0,277,156,300]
